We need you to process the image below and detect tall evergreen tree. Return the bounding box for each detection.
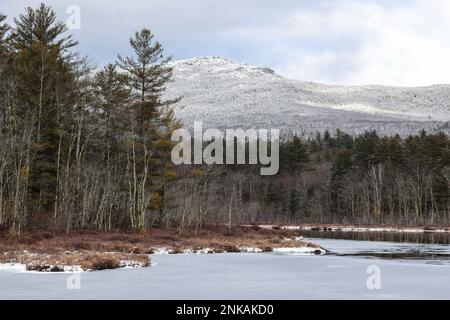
[118,28,175,134]
[11,3,77,214]
[0,12,11,104]
[0,13,9,50]
[117,28,180,228]
[280,136,309,174]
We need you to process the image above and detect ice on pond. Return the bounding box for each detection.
[1,238,450,299]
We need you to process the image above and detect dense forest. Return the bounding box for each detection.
[207,130,450,226]
[0,4,449,234]
[0,4,181,233]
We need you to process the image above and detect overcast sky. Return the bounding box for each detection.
[3,0,450,86]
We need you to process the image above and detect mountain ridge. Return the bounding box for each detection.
[165,56,450,136]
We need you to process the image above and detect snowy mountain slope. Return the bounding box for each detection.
[164,56,450,136]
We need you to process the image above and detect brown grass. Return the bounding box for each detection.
[0,225,322,271]
[0,225,318,251]
[0,250,149,271]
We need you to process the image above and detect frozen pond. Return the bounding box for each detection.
[2,238,450,299]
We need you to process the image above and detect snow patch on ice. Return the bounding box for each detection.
[238,247,263,253]
[194,248,215,254]
[61,265,84,273]
[149,245,326,255]
[273,247,326,255]
[151,247,216,255]
[0,263,27,272]
[119,261,147,269]
[151,247,172,255]
[0,263,85,273]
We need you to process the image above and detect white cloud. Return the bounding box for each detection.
[3,0,450,86]
[228,0,450,86]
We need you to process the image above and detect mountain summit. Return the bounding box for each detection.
[165,57,450,136]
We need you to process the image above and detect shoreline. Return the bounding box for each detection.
[4,222,447,273]
[0,226,325,273]
[251,224,450,233]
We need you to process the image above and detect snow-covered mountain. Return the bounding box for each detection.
[165,56,450,136]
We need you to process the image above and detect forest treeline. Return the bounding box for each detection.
[0,4,180,233]
[212,129,450,226]
[0,4,449,234]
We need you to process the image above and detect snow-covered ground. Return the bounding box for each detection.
[0,263,85,273]
[149,245,324,255]
[0,243,321,273]
[165,56,450,136]
[1,238,450,299]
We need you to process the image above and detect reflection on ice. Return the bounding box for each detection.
[310,238,450,263]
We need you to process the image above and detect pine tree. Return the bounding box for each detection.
[94,63,131,133]
[118,28,175,134]
[118,28,180,228]
[0,13,11,91]
[353,131,381,169]
[0,13,9,50]
[280,136,309,174]
[11,4,77,215]
[324,130,332,148]
[0,12,11,115]
[330,148,353,215]
[386,134,405,166]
